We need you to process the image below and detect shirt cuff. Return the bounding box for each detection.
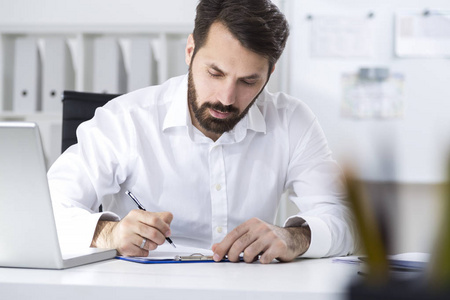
[284,215,332,258]
[56,210,120,252]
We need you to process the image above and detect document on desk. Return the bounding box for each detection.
[116,244,217,264]
[333,252,430,271]
[387,252,430,270]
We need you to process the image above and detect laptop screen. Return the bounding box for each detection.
[0,122,64,268]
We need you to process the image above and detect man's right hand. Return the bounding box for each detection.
[91,209,173,257]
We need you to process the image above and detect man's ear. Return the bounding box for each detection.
[270,64,276,75]
[185,34,195,66]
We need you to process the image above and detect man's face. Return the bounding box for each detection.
[185,21,271,140]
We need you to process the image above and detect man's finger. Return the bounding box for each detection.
[227,232,257,262]
[258,245,280,264]
[156,211,174,225]
[213,222,250,261]
[138,211,173,236]
[126,210,173,247]
[241,238,267,263]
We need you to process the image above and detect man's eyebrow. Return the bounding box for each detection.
[209,64,225,74]
[207,63,262,80]
[242,73,262,80]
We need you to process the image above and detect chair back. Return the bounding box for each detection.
[61,91,121,153]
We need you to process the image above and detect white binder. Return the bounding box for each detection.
[92,36,127,94]
[42,37,75,113]
[13,37,42,113]
[128,37,157,92]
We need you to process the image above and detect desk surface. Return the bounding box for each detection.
[0,257,360,300]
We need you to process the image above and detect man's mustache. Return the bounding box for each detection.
[204,102,239,114]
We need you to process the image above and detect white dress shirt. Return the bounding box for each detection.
[48,75,356,257]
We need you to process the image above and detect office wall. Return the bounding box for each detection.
[286,0,450,183]
[282,0,450,254]
[0,0,197,25]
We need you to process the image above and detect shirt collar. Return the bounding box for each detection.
[246,98,266,134]
[162,75,190,131]
[163,74,267,141]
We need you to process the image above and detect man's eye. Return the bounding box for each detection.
[242,80,257,86]
[208,72,222,78]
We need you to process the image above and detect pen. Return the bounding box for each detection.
[125,190,176,248]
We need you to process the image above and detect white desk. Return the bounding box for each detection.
[0,257,360,300]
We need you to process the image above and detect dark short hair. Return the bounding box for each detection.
[193,0,289,70]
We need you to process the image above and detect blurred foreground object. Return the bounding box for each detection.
[428,156,450,290]
[346,156,450,298]
[344,170,388,285]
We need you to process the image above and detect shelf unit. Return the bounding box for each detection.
[0,24,194,111]
[0,24,194,167]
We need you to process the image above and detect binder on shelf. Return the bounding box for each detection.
[92,36,127,94]
[1,35,16,111]
[128,37,157,92]
[13,37,42,113]
[42,37,75,113]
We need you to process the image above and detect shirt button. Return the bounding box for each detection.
[216,226,223,233]
[215,184,222,191]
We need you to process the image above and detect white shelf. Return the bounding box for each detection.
[0,24,193,113]
[0,111,61,121]
[0,24,194,170]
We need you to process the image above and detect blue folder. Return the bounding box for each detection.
[116,253,242,264]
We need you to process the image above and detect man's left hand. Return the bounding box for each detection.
[211,218,311,264]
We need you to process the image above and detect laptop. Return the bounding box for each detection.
[0,121,116,269]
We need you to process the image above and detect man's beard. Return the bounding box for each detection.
[187,68,257,135]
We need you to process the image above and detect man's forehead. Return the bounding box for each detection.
[197,22,270,76]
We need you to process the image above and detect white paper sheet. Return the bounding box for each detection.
[311,15,374,58]
[395,11,450,57]
[131,244,214,261]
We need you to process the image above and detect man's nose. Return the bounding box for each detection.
[218,81,237,106]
